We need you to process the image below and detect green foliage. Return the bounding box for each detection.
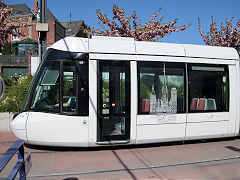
[0,74,33,112]
[102,79,109,98]
[140,75,154,99]
[140,82,151,99]
[2,42,13,55]
[140,74,184,100]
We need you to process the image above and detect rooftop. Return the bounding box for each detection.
[8,4,32,17]
[8,3,61,23]
[61,21,85,37]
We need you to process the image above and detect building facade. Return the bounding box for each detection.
[7,1,66,49]
[1,0,66,77]
[1,0,87,77]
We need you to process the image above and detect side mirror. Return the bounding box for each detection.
[0,77,5,101]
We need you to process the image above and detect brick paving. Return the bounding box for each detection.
[0,132,240,179]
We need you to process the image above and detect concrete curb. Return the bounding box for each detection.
[0,112,13,132]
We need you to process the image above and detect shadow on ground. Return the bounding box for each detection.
[24,136,240,152]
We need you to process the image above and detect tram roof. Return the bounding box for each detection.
[50,36,239,60]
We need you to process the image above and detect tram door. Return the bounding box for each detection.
[97,61,130,142]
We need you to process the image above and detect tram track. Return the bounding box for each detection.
[1,138,240,179]
[0,141,15,144]
[18,155,240,179]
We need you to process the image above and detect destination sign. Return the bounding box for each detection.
[192,66,225,72]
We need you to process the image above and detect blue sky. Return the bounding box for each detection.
[5,0,240,45]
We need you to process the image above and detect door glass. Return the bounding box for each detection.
[98,61,130,141]
[102,71,110,115]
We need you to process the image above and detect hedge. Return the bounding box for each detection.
[0,74,33,112]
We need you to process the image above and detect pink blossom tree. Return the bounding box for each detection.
[0,4,29,51]
[85,5,190,41]
[198,17,240,52]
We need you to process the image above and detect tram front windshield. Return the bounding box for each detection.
[24,49,89,116]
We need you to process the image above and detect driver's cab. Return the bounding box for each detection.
[27,49,88,116]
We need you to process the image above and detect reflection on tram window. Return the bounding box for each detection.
[138,62,185,114]
[188,64,229,112]
[63,61,77,113]
[30,61,60,112]
[101,117,126,136]
[30,59,89,115]
[102,72,110,114]
[101,70,126,115]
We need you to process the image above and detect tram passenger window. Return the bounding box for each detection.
[30,61,60,112]
[188,64,229,112]
[63,61,77,113]
[138,62,185,114]
[78,60,89,116]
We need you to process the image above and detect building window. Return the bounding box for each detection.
[138,62,185,114]
[12,35,20,41]
[188,64,229,112]
[13,39,38,56]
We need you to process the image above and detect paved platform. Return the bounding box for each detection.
[0,132,240,179]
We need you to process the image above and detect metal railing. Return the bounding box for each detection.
[0,140,31,180]
[0,55,28,66]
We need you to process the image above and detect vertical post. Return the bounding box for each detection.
[39,0,47,61]
[38,32,41,62]
[0,76,5,101]
[27,53,31,74]
[18,145,26,180]
[59,61,63,114]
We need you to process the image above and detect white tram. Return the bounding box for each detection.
[10,36,240,147]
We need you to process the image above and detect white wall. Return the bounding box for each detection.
[31,56,40,75]
[0,112,13,131]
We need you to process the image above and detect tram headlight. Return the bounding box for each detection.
[10,112,28,131]
[12,112,20,121]
[10,112,28,141]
